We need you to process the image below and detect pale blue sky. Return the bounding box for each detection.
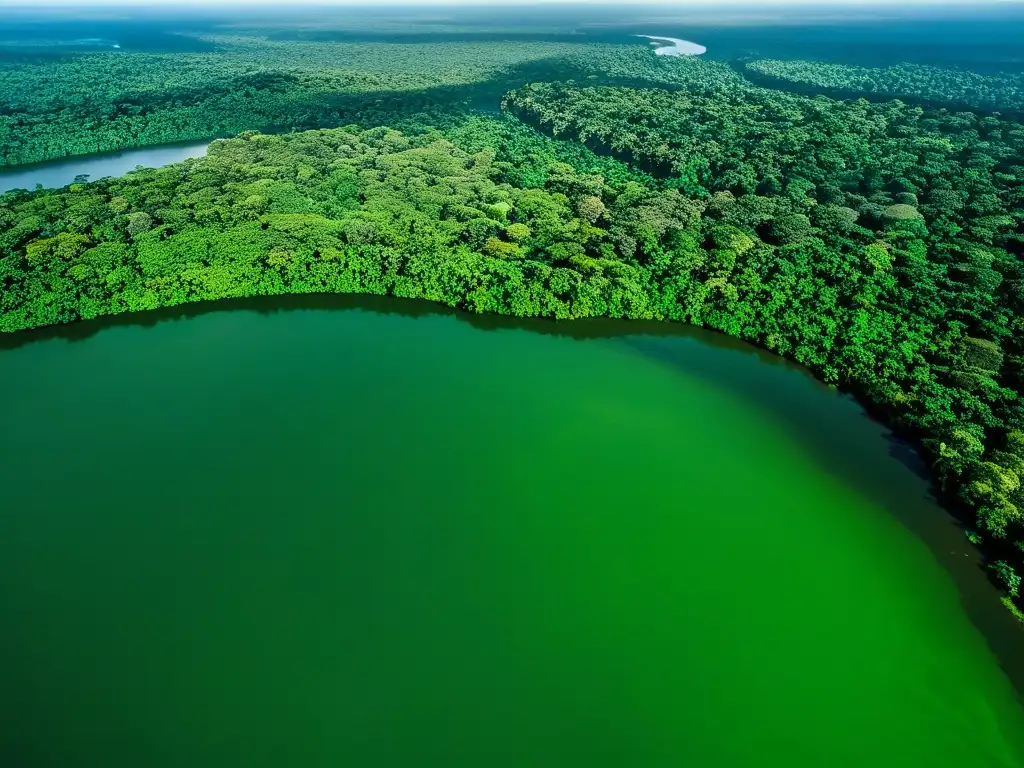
[1,0,1018,5]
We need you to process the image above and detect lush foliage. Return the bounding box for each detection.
[0,34,768,168]
[0,36,635,166]
[502,77,1024,602]
[5,29,1024,617]
[745,59,1024,114]
[0,126,688,328]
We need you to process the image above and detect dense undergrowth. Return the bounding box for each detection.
[744,59,1024,115]
[0,39,719,166]
[504,74,1024,602]
[3,37,1024,616]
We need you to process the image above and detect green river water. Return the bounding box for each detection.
[2,296,1023,767]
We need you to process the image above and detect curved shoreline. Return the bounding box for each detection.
[4,288,1024,706]
[2,125,1023,707]
[5,293,1024,762]
[635,35,707,57]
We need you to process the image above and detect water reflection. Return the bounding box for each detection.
[0,141,210,195]
[3,290,1022,697]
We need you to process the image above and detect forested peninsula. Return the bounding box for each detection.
[3,41,1024,617]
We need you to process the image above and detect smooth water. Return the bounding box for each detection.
[635,35,707,57]
[2,297,1024,768]
[0,141,210,195]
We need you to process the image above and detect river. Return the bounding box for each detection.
[0,141,210,195]
[1,294,1023,767]
[636,35,708,57]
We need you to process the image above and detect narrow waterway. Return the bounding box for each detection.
[0,141,210,195]
[1,295,1022,767]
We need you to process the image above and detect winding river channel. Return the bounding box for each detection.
[0,141,210,195]
[1,151,1023,766]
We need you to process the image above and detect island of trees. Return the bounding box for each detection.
[2,35,1024,618]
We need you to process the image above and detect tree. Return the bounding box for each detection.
[934,424,986,478]
[962,337,1004,373]
[504,223,532,242]
[992,561,1021,597]
[126,212,154,237]
[769,213,812,244]
[883,203,924,222]
[813,204,860,234]
[577,196,607,224]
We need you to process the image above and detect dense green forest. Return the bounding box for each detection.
[0,37,700,166]
[3,22,1024,620]
[744,59,1024,114]
[502,72,1024,608]
[0,37,579,164]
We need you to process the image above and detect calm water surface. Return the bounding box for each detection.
[1,297,1023,767]
[635,35,707,56]
[0,141,210,195]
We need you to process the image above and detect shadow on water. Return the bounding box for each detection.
[3,290,1023,698]
[0,290,772,349]
[621,332,1024,699]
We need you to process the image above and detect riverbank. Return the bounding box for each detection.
[0,141,211,196]
[635,35,707,56]
[4,283,1024,690]
[4,292,1024,766]
[2,123,1023,679]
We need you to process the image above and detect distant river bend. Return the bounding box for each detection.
[636,35,707,56]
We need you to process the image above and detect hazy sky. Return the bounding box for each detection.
[1,0,1019,6]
